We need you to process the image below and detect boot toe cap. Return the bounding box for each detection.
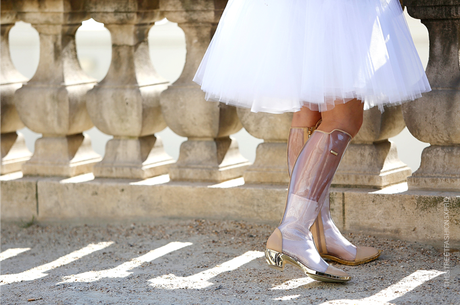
[324,265,351,281]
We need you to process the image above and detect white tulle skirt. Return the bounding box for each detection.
[193,0,431,113]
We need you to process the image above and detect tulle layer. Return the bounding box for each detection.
[193,0,431,113]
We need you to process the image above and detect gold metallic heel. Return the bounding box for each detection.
[265,248,285,271]
[265,249,351,283]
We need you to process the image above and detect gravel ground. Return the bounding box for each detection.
[1,219,459,305]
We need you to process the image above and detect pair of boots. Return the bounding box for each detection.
[265,123,381,283]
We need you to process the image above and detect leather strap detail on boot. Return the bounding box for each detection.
[287,127,309,177]
[266,228,283,252]
[311,211,327,255]
[287,119,322,177]
[310,218,320,251]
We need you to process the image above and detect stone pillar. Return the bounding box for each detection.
[237,109,292,184]
[402,0,460,191]
[333,106,412,189]
[159,0,249,182]
[0,7,32,174]
[14,0,101,177]
[86,0,174,179]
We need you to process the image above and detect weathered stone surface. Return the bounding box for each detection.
[242,142,289,185]
[333,140,412,189]
[14,1,99,177]
[169,137,249,182]
[0,1,18,24]
[88,0,161,25]
[1,132,33,174]
[22,134,101,177]
[94,136,172,179]
[13,0,87,25]
[403,0,460,191]
[329,192,344,230]
[34,176,287,222]
[160,1,248,182]
[2,175,457,247]
[159,0,226,23]
[341,186,460,248]
[237,108,292,184]
[87,3,173,179]
[0,173,38,221]
[405,0,460,20]
[408,145,460,190]
[1,13,32,174]
[334,106,411,189]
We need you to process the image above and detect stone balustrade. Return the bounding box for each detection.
[1,0,459,247]
[403,0,460,191]
[1,3,32,175]
[13,0,101,177]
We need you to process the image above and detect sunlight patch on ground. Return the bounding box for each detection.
[0,248,31,261]
[149,250,264,289]
[273,294,301,301]
[0,242,113,286]
[319,270,445,304]
[271,277,315,290]
[57,242,192,284]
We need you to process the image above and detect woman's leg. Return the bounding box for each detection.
[267,123,352,282]
[295,99,381,265]
[292,98,363,135]
[266,100,367,282]
[287,99,363,175]
[316,98,364,137]
[292,106,322,128]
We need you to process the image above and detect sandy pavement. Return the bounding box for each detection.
[1,219,459,304]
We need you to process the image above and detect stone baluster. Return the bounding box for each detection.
[333,106,412,189]
[237,109,292,184]
[86,0,174,179]
[14,0,101,177]
[402,0,460,191]
[159,0,249,182]
[0,5,32,174]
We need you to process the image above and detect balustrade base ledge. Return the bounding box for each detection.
[332,166,413,190]
[407,176,460,192]
[93,160,173,180]
[169,163,250,183]
[1,172,459,249]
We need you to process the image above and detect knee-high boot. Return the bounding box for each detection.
[266,129,352,282]
[287,126,382,266]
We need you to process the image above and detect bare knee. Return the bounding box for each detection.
[318,118,362,137]
[292,106,322,127]
[317,99,364,138]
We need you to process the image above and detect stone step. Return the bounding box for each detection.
[1,172,459,248]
